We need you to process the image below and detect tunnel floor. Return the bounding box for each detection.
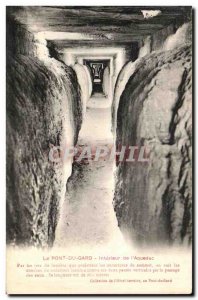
[54,97,124,249]
[87,93,111,109]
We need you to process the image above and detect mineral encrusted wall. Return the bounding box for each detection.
[113,20,192,246]
[112,23,191,136]
[83,65,93,97]
[6,17,82,247]
[113,43,192,246]
[103,66,110,97]
[72,63,90,117]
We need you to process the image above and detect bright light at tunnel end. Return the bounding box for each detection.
[48,144,150,164]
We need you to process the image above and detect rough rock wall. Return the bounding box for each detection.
[72,63,90,118]
[102,66,110,97]
[112,23,191,136]
[6,14,36,57]
[83,65,93,97]
[114,44,192,246]
[112,59,140,135]
[112,35,154,135]
[163,23,192,51]
[151,24,176,51]
[6,17,82,247]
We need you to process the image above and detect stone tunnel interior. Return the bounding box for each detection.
[6,6,192,250]
[84,59,110,95]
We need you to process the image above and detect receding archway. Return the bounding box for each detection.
[83,59,110,96]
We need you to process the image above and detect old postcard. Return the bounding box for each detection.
[6,6,193,295]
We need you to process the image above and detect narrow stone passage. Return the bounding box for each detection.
[54,96,124,249]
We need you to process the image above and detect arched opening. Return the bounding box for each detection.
[83,59,110,96]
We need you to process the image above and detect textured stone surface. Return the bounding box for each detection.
[102,66,110,97]
[6,15,36,57]
[6,7,192,250]
[6,20,82,247]
[112,22,191,134]
[72,63,90,118]
[83,65,93,97]
[163,22,192,51]
[112,59,140,135]
[113,44,192,246]
[7,6,191,41]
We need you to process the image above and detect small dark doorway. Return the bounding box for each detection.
[84,59,110,96]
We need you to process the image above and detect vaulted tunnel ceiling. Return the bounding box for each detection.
[7,6,192,43]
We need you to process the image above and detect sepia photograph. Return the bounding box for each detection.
[6,5,193,295]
